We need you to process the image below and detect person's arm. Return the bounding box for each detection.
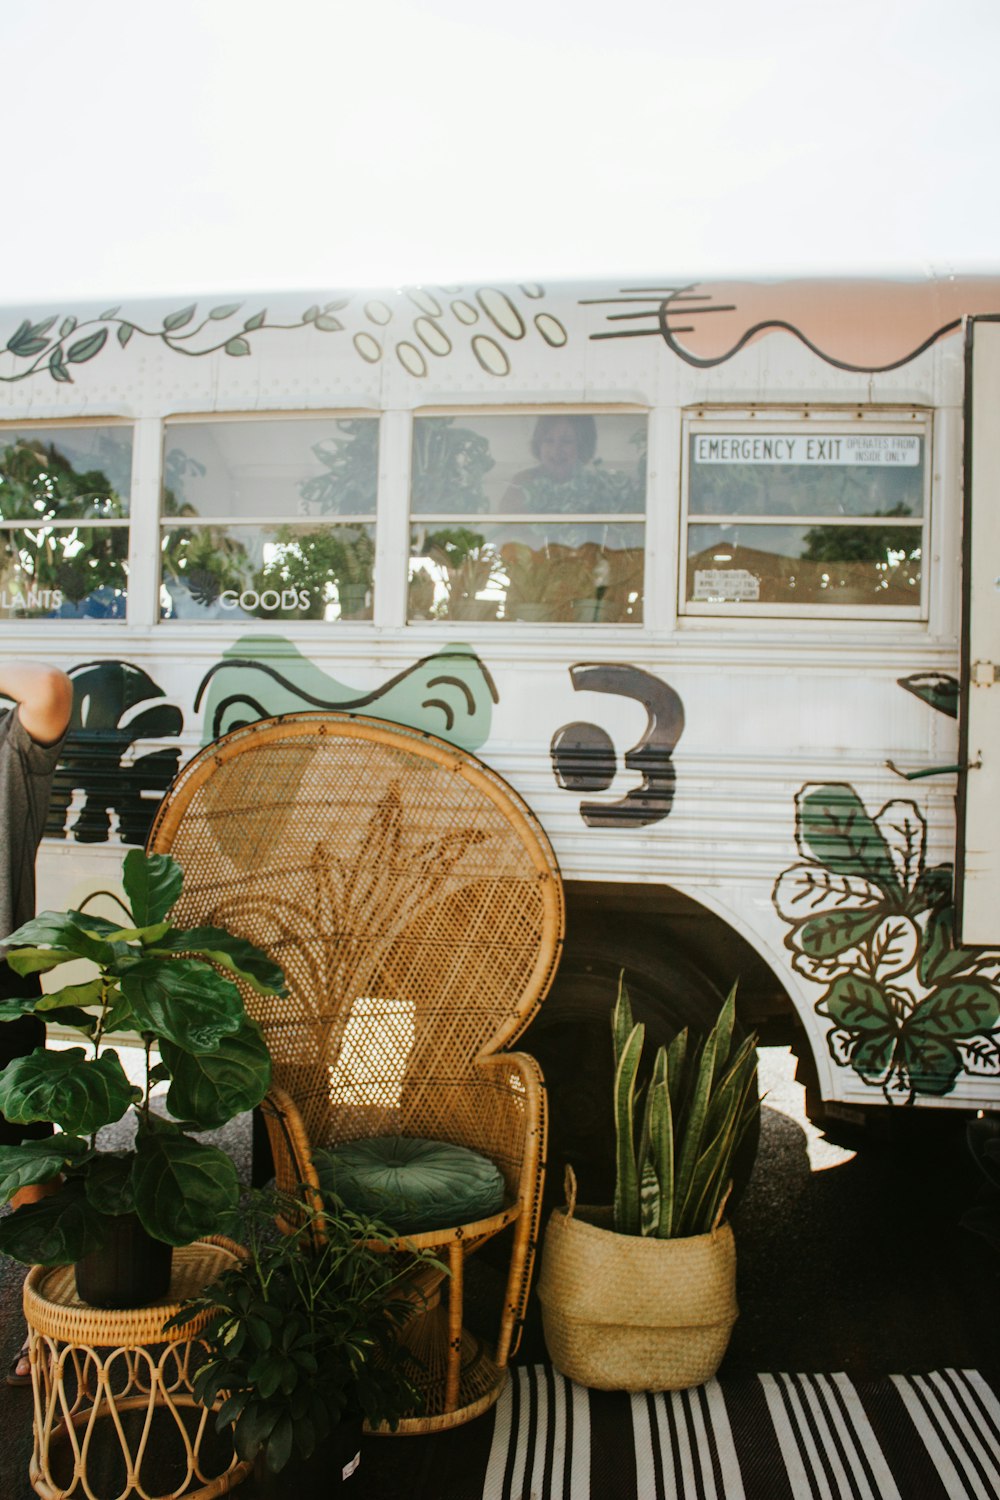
[0,660,72,746]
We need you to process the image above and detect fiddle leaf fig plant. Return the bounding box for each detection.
[0,850,284,1266]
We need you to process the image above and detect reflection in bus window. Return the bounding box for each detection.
[683,421,928,613]
[159,418,378,623]
[408,412,646,623]
[0,425,132,621]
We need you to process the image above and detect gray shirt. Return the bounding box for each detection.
[0,706,65,946]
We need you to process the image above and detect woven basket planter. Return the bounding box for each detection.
[537,1197,737,1392]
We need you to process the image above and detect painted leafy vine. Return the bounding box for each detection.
[773,782,1000,1103]
[1,300,348,385]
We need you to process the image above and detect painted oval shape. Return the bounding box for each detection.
[364,300,393,325]
[407,288,443,317]
[414,317,451,356]
[354,332,382,363]
[451,299,479,325]
[535,313,567,347]
[396,341,428,377]
[520,283,545,299]
[476,288,525,340]
[551,721,617,792]
[471,335,511,377]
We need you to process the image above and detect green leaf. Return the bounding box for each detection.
[225,337,251,356]
[303,305,320,323]
[919,902,983,986]
[92,922,170,946]
[161,1020,272,1129]
[117,323,134,347]
[851,1032,896,1082]
[132,1123,240,1245]
[611,975,635,1071]
[0,996,96,1032]
[6,319,30,352]
[101,993,136,1034]
[647,1067,673,1238]
[7,319,50,357]
[48,349,72,382]
[612,1022,644,1235]
[0,1178,112,1265]
[151,927,285,994]
[235,1403,280,1464]
[84,1152,136,1215]
[313,314,343,332]
[912,863,954,912]
[266,1413,294,1473]
[100,306,121,320]
[797,906,886,961]
[123,850,183,925]
[4,946,80,976]
[39,979,105,1010]
[120,958,246,1051]
[243,310,266,331]
[66,329,108,363]
[819,974,896,1033]
[4,911,117,966]
[896,1031,963,1096]
[59,317,77,337]
[0,1048,140,1135]
[210,302,243,320]
[797,784,901,894]
[0,1136,91,1202]
[163,304,197,332]
[908,980,1000,1038]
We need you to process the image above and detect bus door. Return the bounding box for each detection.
[958,315,1000,944]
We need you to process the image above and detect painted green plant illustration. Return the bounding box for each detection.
[1,300,347,385]
[773,782,1000,1102]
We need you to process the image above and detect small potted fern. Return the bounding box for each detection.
[536,977,758,1390]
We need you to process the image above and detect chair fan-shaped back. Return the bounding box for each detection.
[147,713,564,1175]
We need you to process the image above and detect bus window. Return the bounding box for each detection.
[0,424,132,621]
[681,413,929,617]
[407,412,646,623]
[159,416,379,623]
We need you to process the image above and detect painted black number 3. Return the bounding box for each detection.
[550,664,685,827]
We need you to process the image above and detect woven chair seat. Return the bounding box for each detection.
[148,710,564,1432]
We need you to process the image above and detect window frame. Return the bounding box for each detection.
[406,405,649,627]
[0,416,134,625]
[157,409,381,627]
[679,405,933,622]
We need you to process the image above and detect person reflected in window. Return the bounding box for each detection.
[504,415,599,512]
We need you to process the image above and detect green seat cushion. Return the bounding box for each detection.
[314,1136,506,1235]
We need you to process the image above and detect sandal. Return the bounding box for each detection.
[6,1344,31,1387]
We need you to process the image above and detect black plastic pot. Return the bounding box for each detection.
[74,1214,174,1309]
[252,1418,363,1495]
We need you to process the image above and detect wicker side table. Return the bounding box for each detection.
[23,1237,252,1500]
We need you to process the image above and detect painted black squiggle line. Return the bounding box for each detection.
[423,698,454,730]
[659,309,963,374]
[587,286,965,373]
[195,651,500,741]
[426,674,476,714]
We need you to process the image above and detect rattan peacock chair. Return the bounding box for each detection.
[146,711,564,1433]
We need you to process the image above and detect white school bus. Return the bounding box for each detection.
[3,275,1000,1180]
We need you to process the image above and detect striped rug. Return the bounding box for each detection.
[479,1366,1000,1499]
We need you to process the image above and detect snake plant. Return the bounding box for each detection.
[612,976,758,1238]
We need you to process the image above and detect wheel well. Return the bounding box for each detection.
[555,879,799,1045]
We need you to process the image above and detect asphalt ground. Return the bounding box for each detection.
[0,1048,995,1498]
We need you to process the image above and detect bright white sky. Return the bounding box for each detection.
[2,0,999,304]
